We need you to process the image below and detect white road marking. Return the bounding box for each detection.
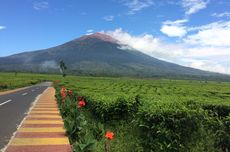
[22,93,28,96]
[0,99,12,106]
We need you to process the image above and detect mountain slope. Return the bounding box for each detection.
[0,33,229,80]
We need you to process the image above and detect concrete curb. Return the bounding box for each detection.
[3,87,71,152]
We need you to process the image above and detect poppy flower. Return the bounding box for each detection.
[105,131,114,140]
[78,100,86,108]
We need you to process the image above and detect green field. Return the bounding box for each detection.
[0,72,56,91]
[1,72,230,151]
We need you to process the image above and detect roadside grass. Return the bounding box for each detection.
[0,72,58,91]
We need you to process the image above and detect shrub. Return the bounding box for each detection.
[136,101,215,152]
[85,95,141,122]
[203,104,230,117]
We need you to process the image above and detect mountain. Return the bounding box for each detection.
[0,32,229,80]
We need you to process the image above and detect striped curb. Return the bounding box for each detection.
[4,87,72,152]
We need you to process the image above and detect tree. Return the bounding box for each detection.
[59,60,67,77]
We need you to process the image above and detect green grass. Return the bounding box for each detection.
[1,72,230,151]
[0,72,59,91]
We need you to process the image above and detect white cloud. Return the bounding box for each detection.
[86,29,94,35]
[160,19,188,37]
[182,59,230,74]
[0,26,6,30]
[33,1,49,10]
[185,46,230,58]
[103,16,115,21]
[104,28,185,60]
[182,0,209,15]
[123,0,154,14]
[185,21,230,47]
[104,28,230,74]
[105,28,160,54]
[163,19,188,25]
[160,26,187,37]
[212,12,230,18]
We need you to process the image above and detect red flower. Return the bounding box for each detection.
[68,90,73,96]
[61,92,66,103]
[60,86,67,103]
[78,100,86,108]
[105,131,114,140]
[61,86,66,91]
[77,96,83,101]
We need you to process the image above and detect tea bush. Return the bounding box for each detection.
[85,95,141,122]
[55,85,230,152]
[137,101,208,151]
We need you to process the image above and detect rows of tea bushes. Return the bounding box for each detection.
[55,78,230,152]
[137,100,230,151]
[83,94,230,151]
[85,95,141,121]
[0,72,228,151]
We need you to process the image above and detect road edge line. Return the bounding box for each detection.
[0,87,29,96]
[1,87,50,152]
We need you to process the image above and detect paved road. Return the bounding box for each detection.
[0,82,52,150]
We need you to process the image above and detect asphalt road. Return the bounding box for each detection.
[0,82,52,150]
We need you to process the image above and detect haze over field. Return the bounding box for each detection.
[0,0,230,74]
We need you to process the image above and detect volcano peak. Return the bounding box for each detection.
[76,32,118,43]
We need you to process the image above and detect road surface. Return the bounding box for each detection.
[0,82,52,150]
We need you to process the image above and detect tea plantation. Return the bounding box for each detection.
[56,76,230,152]
[0,72,229,151]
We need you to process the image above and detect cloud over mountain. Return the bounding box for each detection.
[160,19,188,37]
[105,27,230,74]
[185,21,230,47]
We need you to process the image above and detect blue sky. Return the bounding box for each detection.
[0,0,230,74]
